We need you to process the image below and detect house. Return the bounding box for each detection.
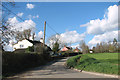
[13,39,33,50]
[13,39,51,52]
[73,47,80,52]
[61,45,71,51]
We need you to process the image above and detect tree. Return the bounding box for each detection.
[79,40,89,54]
[47,34,67,49]
[113,38,117,45]
[94,43,100,53]
[109,43,114,53]
[113,38,117,52]
[15,29,32,42]
[1,2,16,48]
[52,41,60,53]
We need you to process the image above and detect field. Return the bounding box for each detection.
[66,53,119,75]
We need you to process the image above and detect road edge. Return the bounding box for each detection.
[71,68,118,78]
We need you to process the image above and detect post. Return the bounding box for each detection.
[43,21,46,47]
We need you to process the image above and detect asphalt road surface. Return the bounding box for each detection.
[6,57,118,79]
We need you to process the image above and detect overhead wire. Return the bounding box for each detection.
[1,3,59,39]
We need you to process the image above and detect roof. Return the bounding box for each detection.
[66,47,71,49]
[26,39,42,45]
[26,39,52,51]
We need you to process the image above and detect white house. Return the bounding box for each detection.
[13,38,44,50]
[13,39,33,50]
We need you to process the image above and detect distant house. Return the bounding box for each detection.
[73,47,80,52]
[61,45,71,51]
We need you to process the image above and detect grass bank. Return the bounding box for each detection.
[66,53,119,75]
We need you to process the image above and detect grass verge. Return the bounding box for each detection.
[66,53,118,75]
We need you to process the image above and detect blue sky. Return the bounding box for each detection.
[3,2,118,49]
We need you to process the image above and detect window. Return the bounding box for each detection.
[20,45,24,48]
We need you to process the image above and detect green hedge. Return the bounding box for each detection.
[2,51,52,77]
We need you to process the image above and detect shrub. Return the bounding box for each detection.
[2,51,51,77]
[26,46,34,52]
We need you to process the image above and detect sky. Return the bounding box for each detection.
[2,2,119,51]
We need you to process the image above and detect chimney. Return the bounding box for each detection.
[33,32,35,41]
[40,38,43,43]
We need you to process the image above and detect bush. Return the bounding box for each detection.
[66,55,81,68]
[2,51,52,77]
[26,46,34,52]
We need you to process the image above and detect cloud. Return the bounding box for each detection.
[88,30,118,47]
[3,44,14,51]
[59,30,85,44]
[33,15,39,19]
[17,12,24,17]
[3,39,17,51]
[26,3,34,9]
[35,31,43,41]
[7,17,36,32]
[28,14,39,19]
[80,5,118,35]
[48,30,85,48]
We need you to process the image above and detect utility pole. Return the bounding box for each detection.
[43,21,46,47]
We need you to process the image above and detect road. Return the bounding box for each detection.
[6,57,118,79]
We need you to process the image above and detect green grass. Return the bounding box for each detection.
[66,53,119,75]
[85,53,118,64]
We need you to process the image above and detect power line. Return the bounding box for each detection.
[1,3,35,30]
[1,3,57,39]
[46,22,59,35]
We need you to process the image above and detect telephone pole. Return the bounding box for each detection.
[43,21,46,47]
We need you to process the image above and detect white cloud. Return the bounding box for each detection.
[28,14,39,19]
[88,30,118,47]
[26,3,34,9]
[35,31,43,41]
[33,15,39,19]
[59,30,85,44]
[3,39,17,51]
[47,30,85,48]
[17,12,24,17]
[80,5,118,35]
[7,17,36,32]
[4,44,14,51]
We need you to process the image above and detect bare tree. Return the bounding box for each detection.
[47,34,67,49]
[79,40,89,54]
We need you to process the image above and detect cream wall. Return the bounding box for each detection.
[13,39,33,50]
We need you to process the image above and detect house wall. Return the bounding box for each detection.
[13,39,33,50]
[62,47,69,51]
